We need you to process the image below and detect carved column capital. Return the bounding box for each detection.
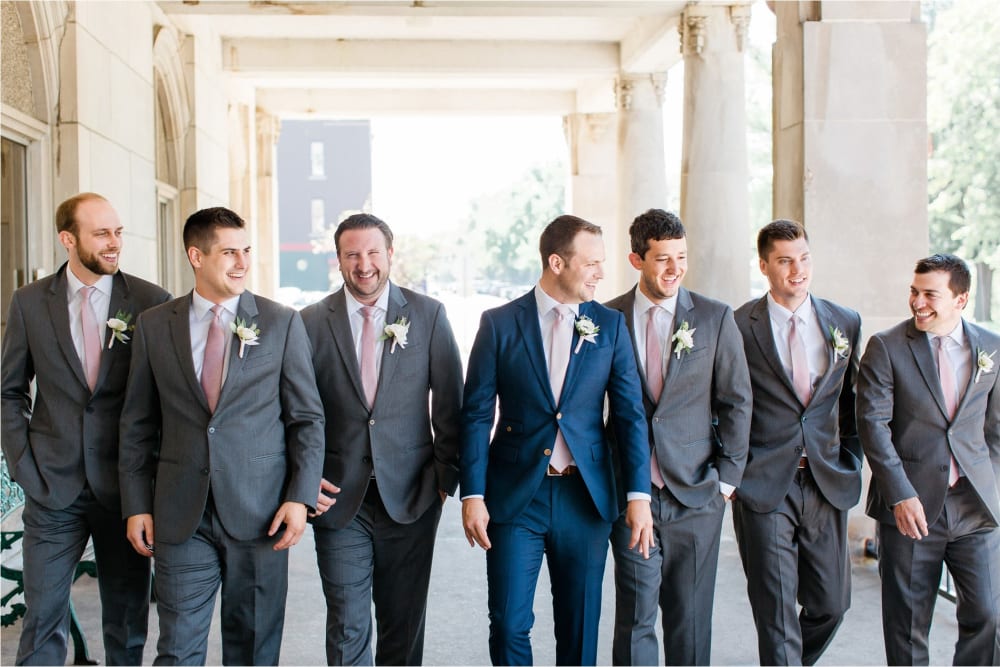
[614,77,634,111]
[730,4,752,52]
[680,13,707,57]
[615,73,667,111]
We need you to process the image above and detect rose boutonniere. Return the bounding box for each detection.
[829,326,850,360]
[380,317,409,353]
[574,315,600,354]
[671,320,696,359]
[106,311,134,348]
[231,318,261,358]
[976,348,996,383]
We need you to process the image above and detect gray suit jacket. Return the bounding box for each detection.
[300,283,463,529]
[1,263,170,511]
[605,286,751,508]
[734,294,863,513]
[858,318,1000,526]
[118,291,325,544]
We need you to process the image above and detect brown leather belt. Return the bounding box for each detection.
[547,464,578,477]
[797,456,809,469]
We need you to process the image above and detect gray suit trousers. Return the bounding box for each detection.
[878,477,1000,666]
[611,485,726,666]
[313,481,442,666]
[151,497,289,666]
[733,468,851,666]
[17,488,150,666]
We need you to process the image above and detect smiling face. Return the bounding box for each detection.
[547,231,605,304]
[910,270,968,335]
[337,227,393,305]
[189,226,251,303]
[760,237,812,311]
[630,236,687,302]
[60,198,123,283]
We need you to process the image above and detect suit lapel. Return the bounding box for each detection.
[560,302,588,403]
[514,293,555,408]
[808,297,839,401]
[614,289,655,401]
[326,289,369,407]
[216,291,259,408]
[956,320,982,415]
[661,288,694,398]
[376,284,408,400]
[94,272,130,390]
[46,267,90,391]
[169,292,210,412]
[906,319,950,420]
[748,295,798,399]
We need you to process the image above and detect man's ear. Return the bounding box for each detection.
[187,245,202,269]
[957,291,970,310]
[547,253,563,275]
[628,252,644,271]
[58,230,76,251]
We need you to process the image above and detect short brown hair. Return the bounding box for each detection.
[334,213,394,254]
[915,254,971,296]
[539,215,602,269]
[183,207,246,252]
[756,219,808,260]
[56,193,108,236]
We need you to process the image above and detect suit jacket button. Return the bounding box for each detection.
[940,465,949,472]
[506,426,512,432]
[362,456,371,463]
[208,427,215,434]
[543,448,552,456]
[201,468,209,475]
[369,419,375,426]
[556,412,562,420]
[653,417,660,423]
[85,406,94,414]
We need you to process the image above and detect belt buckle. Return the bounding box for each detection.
[546,464,560,477]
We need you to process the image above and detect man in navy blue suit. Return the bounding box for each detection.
[461,215,654,666]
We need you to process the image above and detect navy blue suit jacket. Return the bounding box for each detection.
[460,290,650,523]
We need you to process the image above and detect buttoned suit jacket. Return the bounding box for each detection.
[300,283,463,530]
[605,286,752,508]
[858,318,1000,526]
[118,290,325,544]
[733,294,863,513]
[460,291,650,524]
[1,263,170,511]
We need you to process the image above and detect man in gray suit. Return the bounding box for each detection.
[118,206,325,665]
[604,209,751,666]
[300,213,463,666]
[733,219,863,666]
[858,253,1000,666]
[1,193,169,665]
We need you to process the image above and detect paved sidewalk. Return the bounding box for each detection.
[2,501,957,665]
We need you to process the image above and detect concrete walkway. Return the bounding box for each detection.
[2,501,957,665]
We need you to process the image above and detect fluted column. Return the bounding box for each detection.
[255,107,280,297]
[616,72,669,294]
[680,3,751,307]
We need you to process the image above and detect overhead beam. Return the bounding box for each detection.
[619,14,682,73]
[223,38,620,78]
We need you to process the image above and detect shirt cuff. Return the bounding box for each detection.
[460,494,484,501]
[626,492,652,502]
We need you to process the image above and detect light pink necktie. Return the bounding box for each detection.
[936,335,961,487]
[80,286,101,391]
[789,315,812,406]
[360,306,378,408]
[548,306,573,472]
[645,306,666,489]
[201,305,225,413]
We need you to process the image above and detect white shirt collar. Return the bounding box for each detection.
[66,268,114,299]
[766,292,815,327]
[928,319,966,347]
[634,286,677,319]
[344,283,391,316]
[192,289,240,320]
[534,284,580,318]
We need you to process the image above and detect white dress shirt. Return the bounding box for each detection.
[929,321,972,409]
[767,293,830,393]
[190,290,239,385]
[631,287,677,378]
[66,270,113,365]
[344,284,391,375]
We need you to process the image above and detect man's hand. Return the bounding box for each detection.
[462,498,491,550]
[269,502,308,550]
[625,499,655,559]
[893,497,928,540]
[126,514,155,557]
[310,479,341,517]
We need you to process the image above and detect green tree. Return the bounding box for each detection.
[927,0,1000,322]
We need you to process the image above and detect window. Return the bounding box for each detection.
[311,199,325,235]
[310,141,325,179]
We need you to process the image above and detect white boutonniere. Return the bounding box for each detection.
[231,318,261,358]
[106,311,134,348]
[829,326,850,360]
[574,315,600,354]
[380,316,409,353]
[671,320,696,359]
[976,348,996,383]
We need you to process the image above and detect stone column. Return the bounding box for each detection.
[615,73,669,296]
[255,107,280,298]
[680,4,751,308]
[565,112,621,301]
[773,0,926,335]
